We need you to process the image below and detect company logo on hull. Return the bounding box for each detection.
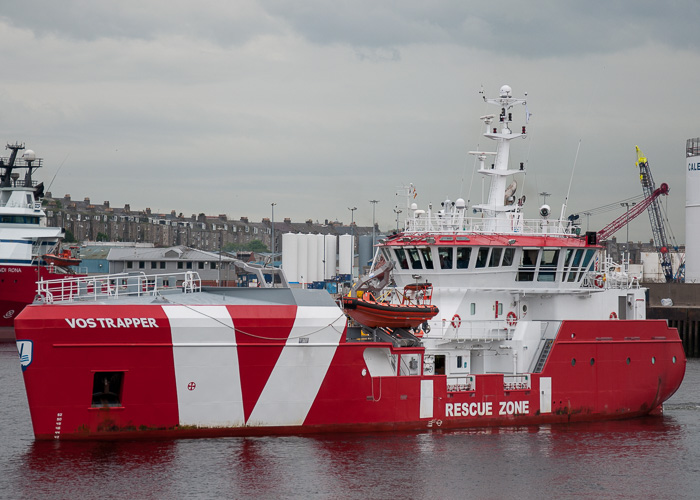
[65,317,159,328]
[16,340,33,372]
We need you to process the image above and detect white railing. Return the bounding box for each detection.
[37,271,202,303]
[447,375,476,392]
[503,374,531,391]
[404,214,577,236]
[438,320,513,341]
[582,270,641,290]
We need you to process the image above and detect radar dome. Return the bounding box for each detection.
[23,150,36,161]
[455,198,466,209]
[500,85,512,97]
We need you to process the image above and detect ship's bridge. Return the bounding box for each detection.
[378,232,610,292]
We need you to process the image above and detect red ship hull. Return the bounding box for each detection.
[0,264,75,339]
[15,301,685,440]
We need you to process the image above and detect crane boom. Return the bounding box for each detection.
[597,183,669,242]
[636,146,675,282]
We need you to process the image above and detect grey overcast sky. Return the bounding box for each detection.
[1,1,698,242]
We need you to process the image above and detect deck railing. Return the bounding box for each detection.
[37,271,202,303]
[436,319,513,341]
[404,213,577,236]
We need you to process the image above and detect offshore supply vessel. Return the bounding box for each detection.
[0,143,78,341]
[15,86,685,440]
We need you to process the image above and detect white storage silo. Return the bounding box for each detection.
[316,234,325,282]
[686,138,700,282]
[306,234,318,283]
[358,235,373,271]
[339,234,354,276]
[281,233,298,283]
[324,234,337,279]
[297,233,309,285]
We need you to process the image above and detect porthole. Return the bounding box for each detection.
[522,304,528,313]
[651,357,656,365]
[571,333,576,339]
[673,356,677,364]
[626,357,631,365]
[590,358,595,366]
[571,358,576,366]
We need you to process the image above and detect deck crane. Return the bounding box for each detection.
[635,146,678,282]
[596,182,670,243]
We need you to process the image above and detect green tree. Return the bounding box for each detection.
[96,232,109,242]
[64,229,76,243]
[223,239,269,253]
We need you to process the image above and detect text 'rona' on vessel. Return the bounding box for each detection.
[14,85,685,440]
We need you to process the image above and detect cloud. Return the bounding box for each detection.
[0,1,697,242]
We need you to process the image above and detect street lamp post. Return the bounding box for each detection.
[271,203,276,259]
[620,202,636,261]
[348,206,357,239]
[370,200,379,247]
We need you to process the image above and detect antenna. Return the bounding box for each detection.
[560,139,582,221]
[47,153,70,192]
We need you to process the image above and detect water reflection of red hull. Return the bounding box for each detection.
[341,295,439,328]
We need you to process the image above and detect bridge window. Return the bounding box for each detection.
[420,247,434,269]
[394,249,409,269]
[0,215,40,224]
[566,249,584,282]
[476,247,489,268]
[456,247,471,269]
[407,248,422,269]
[503,247,515,266]
[438,247,453,269]
[537,249,560,282]
[517,248,539,281]
[562,249,574,281]
[489,248,503,267]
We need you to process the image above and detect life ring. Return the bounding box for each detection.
[506,311,518,327]
[451,314,461,329]
[594,275,605,288]
[609,311,618,319]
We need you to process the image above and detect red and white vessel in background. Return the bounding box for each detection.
[0,143,79,341]
[15,86,685,440]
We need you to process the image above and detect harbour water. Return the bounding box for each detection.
[1,341,699,500]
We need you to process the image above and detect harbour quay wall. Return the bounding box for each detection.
[647,283,700,358]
